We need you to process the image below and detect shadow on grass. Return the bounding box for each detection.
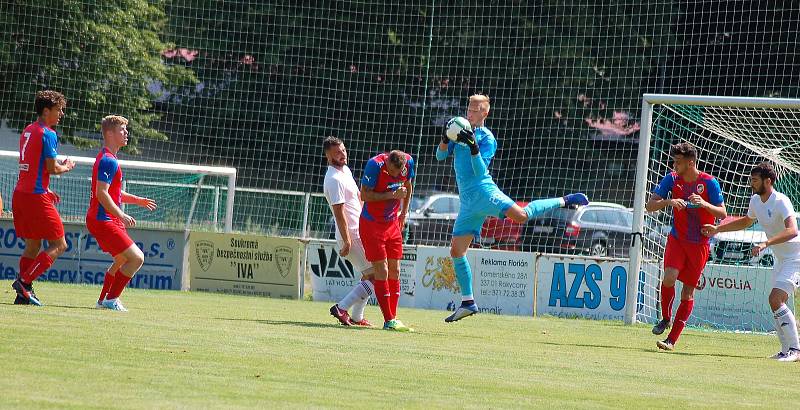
[664,350,762,359]
[48,304,104,311]
[0,301,99,311]
[537,340,760,359]
[215,317,375,331]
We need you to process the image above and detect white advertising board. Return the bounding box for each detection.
[535,255,629,320]
[687,263,790,331]
[414,247,535,316]
[307,240,415,307]
[0,219,183,290]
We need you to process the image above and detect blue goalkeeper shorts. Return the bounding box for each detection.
[453,184,516,238]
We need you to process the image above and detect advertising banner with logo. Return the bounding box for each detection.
[408,247,457,311]
[414,247,536,316]
[684,263,793,331]
[470,249,536,316]
[307,240,416,307]
[0,219,183,290]
[399,247,416,307]
[535,255,629,320]
[189,232,302,299]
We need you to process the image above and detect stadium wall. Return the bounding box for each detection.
[0,222,787,331]
[187,232,303,299]
[307,239,789,330]
[0,218,183,290]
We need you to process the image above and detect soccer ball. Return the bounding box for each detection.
[445,116,471,142]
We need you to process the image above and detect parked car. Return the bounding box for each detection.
[644,216,672,249]
[405,192,459,246]
[325,192,458,244]
[476,201,528,251]
[405,191,526,249]
[519,202,633,257]
[709,216,774,267]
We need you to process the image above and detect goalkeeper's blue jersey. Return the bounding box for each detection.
[440,126,497,193]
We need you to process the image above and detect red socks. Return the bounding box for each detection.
[660,285,675,322]
[98,270,119,303]
[19,256,34,278]
[20,252,54,284]
[388,279,400,319]
[373,280,393,322]
[373,279,401,322]
[661,285,693,344]
[667,299,694,343]
[106,273,133,300]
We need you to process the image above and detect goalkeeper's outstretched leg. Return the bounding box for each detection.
[501,193,589,224]
[444,188,589,324]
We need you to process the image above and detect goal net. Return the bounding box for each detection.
[628,94,800,332]
[0,150,236,232]
[3,2,799,249]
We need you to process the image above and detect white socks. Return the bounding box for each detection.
[349,280,374,321]
[773,310,788,353]
[342,280,374,321]
[774,304,800,351]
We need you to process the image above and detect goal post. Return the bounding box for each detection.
[0,150,237,232]
[626,94,800,329]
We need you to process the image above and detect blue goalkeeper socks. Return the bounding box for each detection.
[523,198,563,220]
[452,256,474,299]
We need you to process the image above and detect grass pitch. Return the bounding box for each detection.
[0,281,795,409]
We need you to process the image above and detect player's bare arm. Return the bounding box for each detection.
[360,185,407,202]
[96,181,135,227]
[645,193,686,212]
[331,203,351,256]
[44,157,75,175]
[688,193,727,218]
[701,215,755,237]
[121,191,157,210]
[398,180,413,231]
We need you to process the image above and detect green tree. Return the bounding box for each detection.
[0,0,195,153]
[155,1,674,196]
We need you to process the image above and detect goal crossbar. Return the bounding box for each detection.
[643,94,800,109]
[0,150,237,232]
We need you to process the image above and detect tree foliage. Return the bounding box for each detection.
[3,0,799,202]
[153,1,674,193]
[0,0,195,153]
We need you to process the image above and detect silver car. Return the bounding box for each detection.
[709,221,774,267]
[405,192,460,246]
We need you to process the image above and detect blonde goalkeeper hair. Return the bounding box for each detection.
[101,115,129,135]
[469,94,490,113]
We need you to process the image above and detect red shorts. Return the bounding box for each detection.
[664,235,710,287]
[12,190,64,240]
[86,217,134,257]
[359,217,403,262]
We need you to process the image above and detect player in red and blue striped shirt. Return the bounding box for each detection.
[646,142,727,350]
[359,150,414,331]
[11,91,75,306]
[86,115,157,311]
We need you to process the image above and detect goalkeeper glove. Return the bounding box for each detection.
[440,134,450,145]
[456,129,479,155]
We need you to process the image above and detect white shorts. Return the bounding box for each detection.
[337,236,372,276]
[773,259,800,295]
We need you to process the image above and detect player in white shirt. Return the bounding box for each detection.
[702,162,800,362]
[323,136,376,326]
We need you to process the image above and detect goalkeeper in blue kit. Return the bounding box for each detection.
[435,94,589,322]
